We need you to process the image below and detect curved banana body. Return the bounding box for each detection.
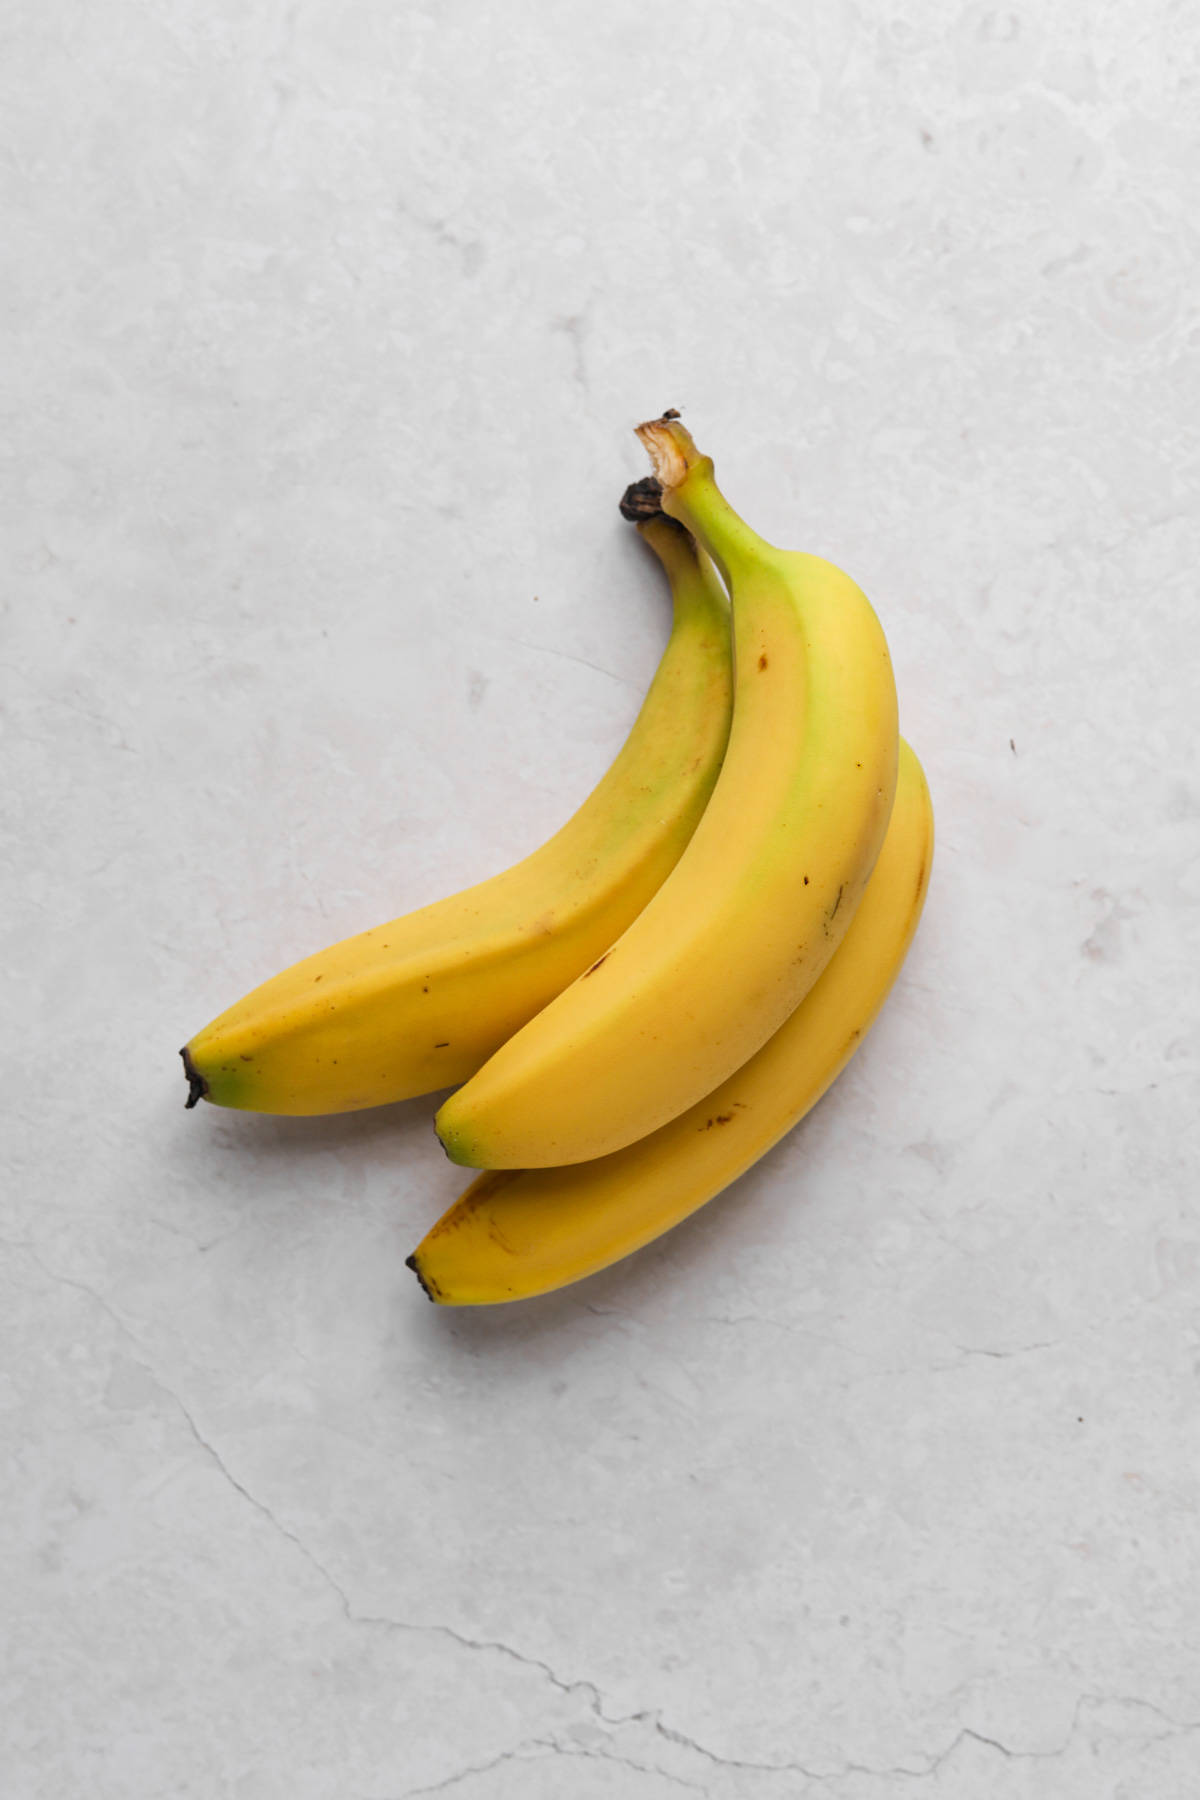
[435,419,899,1168]
[181,518,733,1114]
[410,740,933,1304]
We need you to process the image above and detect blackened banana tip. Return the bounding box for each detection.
[405,1253,438,1303]
[180,1045,208,1109]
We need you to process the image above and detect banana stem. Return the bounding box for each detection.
[663,466,773,589]
[635,417,774,588]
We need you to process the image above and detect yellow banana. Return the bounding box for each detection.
[181,516,733,1114]
[435,418,899,1168]
[410,739,933,1305]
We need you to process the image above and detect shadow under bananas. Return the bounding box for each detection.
[413,1115,828,1354]
[164,1082,463,1242]
[166,1062,854,1355]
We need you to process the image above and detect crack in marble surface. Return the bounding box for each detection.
[2,1238,140,1345]
[393,1746,539,1798]
[364,1695,1200,1799]
[5,1133,1200,1786]
[478,629,639,692]
[543,1741,713,1793]
[0,1244,776,1777]
[1,1242,982,1790]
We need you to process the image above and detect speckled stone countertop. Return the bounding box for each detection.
[4,2,1199,1795]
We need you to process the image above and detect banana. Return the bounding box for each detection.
[435,417,899,1168]
[410,740,933,1304]
[181,516,733,1114]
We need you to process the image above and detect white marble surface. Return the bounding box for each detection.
[4,0,1200,1794]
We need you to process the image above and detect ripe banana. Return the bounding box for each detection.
[410,740,933,1304]
[181,516,733,1114]
[435,417,899,1168]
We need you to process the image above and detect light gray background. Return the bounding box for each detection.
[4,2,1199,1795]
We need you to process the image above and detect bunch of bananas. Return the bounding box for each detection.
[182,415,933,1305]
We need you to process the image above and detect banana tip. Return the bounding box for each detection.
[180,1045,208,1109]
[405,1252,439,1303]
[433,1113,478,1169]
